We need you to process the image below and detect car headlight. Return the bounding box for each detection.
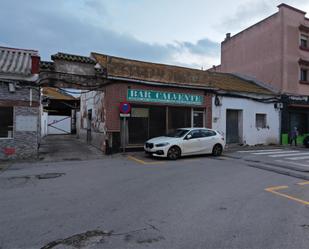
[155,142,169,147]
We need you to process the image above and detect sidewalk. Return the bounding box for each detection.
[224,143,285,152]
[224,145,309,181]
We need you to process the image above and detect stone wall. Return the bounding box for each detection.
[0,82,40,160]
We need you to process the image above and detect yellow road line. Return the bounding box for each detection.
[297,181,309,186]
[127,156,164,165]
[265,186,289,191]
[265,186,309,206]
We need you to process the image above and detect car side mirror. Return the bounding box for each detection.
[185,134,192,140]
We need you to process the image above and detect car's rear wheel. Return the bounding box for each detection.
[167,146,181,160]
[212,144,223,156]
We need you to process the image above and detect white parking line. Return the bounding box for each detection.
[252,150,298,155]
[287,155,309,161]
[269,152,309,158]
[237,149,283,153]
[275,160,309,168]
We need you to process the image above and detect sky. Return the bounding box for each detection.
[1,0,309,69]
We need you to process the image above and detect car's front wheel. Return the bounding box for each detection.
[212,144,223,156]
[167,146,181,160]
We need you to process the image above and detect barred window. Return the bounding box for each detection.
[256,113,267,129]
[0,107,13,138]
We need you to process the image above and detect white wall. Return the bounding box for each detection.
[212,96,280,145]
[41,112,48,137]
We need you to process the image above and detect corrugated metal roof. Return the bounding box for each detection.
[0,46,39,76]
[42,87,77,100]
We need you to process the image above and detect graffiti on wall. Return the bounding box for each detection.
[80,91,106,133]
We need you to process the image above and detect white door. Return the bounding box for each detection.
[199,129,217,153]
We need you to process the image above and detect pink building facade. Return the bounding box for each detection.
[221,3,309,95]
[219,3,309,144]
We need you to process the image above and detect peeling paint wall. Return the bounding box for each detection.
[79,90,106,152]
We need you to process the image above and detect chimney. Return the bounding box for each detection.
[31,55,40,74]
[225,33,231,40]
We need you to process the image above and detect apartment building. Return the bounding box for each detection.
[219,3,309,144]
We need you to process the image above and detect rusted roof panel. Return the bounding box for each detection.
[92,52,275,95]
[91,53,211,87]
[42,87,76,100]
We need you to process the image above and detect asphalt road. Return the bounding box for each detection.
[0,152,308,249]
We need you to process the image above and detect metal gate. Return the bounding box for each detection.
[226,110,239,144]
[47,115,71,135]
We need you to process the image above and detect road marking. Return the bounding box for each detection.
[265,185,309,206]
[127,155,164,165]
[265,185,289,191]
[220,156,230,160]
[297,181,309,186]
[269,152,309,158]
[288,155,309,161]
[252,150,298,155]
[237,149,283,153]
[275,160,309,168]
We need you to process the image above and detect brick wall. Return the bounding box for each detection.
[104,82,213,131]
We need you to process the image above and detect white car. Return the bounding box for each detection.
[144,128,225,160]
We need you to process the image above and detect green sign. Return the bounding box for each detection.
[127,89,203,105]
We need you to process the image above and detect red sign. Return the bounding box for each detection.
[119,102,131,114]
[4,147,16,155]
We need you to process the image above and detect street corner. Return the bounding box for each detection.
[265,181,309,206]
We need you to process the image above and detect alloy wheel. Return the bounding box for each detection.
[167,147,180,160]
[212,144,222,156]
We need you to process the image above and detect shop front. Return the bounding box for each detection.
[281,95,309,144]
[120,88,211,148]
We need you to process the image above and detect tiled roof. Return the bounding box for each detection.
[51,52,96,64]
[0,46,39,76]
[42,87,76,100]
[231,73,279,93]
[208,73,275,95]
[92,52,275,95]
[40,61,54,70]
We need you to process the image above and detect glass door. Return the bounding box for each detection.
[128,108,149,144]
[193,110,204,127]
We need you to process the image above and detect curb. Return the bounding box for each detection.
[224,154,309,180]
[246,162,309,181]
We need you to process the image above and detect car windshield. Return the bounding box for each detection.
[166,129,190,138]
